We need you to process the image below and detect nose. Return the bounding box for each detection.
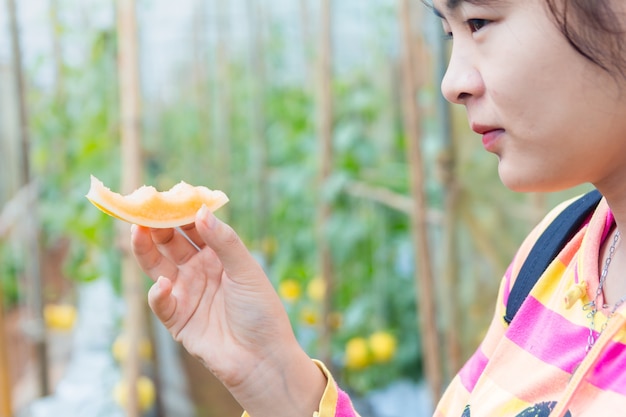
[441,45,485,104]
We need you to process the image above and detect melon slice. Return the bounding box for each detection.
[86,175,229,228]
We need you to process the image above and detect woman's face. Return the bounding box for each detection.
[435,0,626,193]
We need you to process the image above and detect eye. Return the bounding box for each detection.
[467,18,490,33]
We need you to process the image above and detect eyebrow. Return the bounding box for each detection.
[446,0,464,7]
[447,0,498,7]
[431,1,465,19]
[432,0,499,18]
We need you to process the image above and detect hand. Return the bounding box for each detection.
[130,205,325,417]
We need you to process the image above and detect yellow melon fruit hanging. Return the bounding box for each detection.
[86,175,229,228]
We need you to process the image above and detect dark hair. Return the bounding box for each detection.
[546,0,626,78]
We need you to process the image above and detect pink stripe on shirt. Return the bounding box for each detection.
[587,339,626,395]
[336,385,358,417]
[458,348,489,392]
[506,296,587,373]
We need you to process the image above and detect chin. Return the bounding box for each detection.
[501,181,547,193]
[498,167,573,194]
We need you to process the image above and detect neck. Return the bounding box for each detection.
[595,180,626,243]
[592,182,626,307]
[599,225,626,307]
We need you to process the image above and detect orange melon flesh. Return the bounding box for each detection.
[86,175,229,228]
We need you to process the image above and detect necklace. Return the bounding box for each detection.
[583,230,626,352]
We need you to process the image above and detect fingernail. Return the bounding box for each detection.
[198,204,216,228]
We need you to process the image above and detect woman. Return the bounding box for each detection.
[130,0,626,416]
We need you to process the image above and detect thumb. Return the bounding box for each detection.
[148,276,177,325]
[195,205,265,284]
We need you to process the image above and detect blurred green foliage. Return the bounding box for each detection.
[31,29,121,287]
[0,0,593,396]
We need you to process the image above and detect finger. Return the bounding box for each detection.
[149,227,202,265]
[131,225,179,281]
[195,205,265,285]
[147,276,177,329]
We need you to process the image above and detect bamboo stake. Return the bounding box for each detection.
[299,0,313,89]
[344,181,414,214]
[397,0,442,402]
[191,0,214,186]
[49,0,70,199]
[0,286,12,417]
[50,0,64,98]
[191,0,207,105]
[245,0,269,243]
[434,25,463,378]
[6,0,49,397]
[343,181,446,227]
[116,0,144,415]
[214,0,233,212]
[316,0,335,367]
[0,68,15,416]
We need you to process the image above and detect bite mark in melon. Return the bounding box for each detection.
[86,175,229,228]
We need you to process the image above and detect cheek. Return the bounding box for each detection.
[484,48,564,115]
[487,51,597,139]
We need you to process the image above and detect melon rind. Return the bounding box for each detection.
[86,175,229,228]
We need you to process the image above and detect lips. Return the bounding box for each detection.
[471,124,504,152]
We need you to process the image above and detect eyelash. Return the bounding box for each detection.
[467,18,489,33]
[442,18,490,40]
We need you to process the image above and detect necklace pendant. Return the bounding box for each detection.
[564,281,587,309]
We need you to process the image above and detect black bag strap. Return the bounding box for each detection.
[503,189,602,324]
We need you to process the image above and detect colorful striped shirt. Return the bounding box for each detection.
[434,196,626,416]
